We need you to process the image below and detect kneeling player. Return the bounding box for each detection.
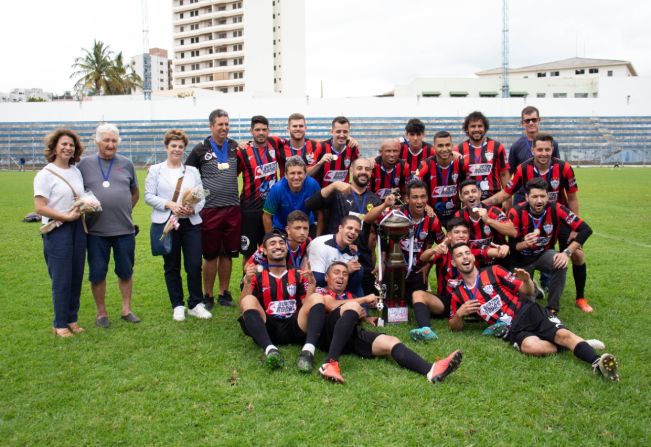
[239,232,326,371]
[316,261,462,384]
[447,242,619,381]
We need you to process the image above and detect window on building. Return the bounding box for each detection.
[589,68,599,74]
[233,44,242,51]
[233,71,243,79]
[220,88,228,93]
[575,69,585,75]
[219,60,227,66]
[160,70,164,74]
[180,39,184,45]
[234,57,243,65]
[233,30,242,37]
[550,71,559,77]
[537,93,546,98]
[180,13,184,19]
[191,50,199,57]
[181,79,186,85]
[574,93,589,98]
[234,85,243,92]
[180,26,184,32]
[218,32,227,39]
[190,10,198,17]
[537,72,546,78]
[180,52,185,59]
[180,65,185,72]
[233,2,242,9]
[160,61,164,66]
[607,70,613,77]
[217,5,226,10]
[553,93,567,98]
[180,0,183,5]
[217,46,227,53]
[233,16,242,23]
[190,37,198,43]
[208,47,213,54]
[218,19,227,25]
[190,24,198,30]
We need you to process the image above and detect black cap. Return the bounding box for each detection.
[262,229,287,244]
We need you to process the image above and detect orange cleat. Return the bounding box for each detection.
[575,298,593,313]
[319,360,345,384]
[428,350,463,383]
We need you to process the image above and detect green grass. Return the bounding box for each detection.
[1,167,650,446]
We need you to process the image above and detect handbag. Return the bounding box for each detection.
[150,169,185,256]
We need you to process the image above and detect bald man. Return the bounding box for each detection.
[370,139,411,199]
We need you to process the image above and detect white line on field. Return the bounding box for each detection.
[593,232,651,249]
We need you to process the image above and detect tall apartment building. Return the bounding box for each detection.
[171,0,305,95]
[131,48,172,92]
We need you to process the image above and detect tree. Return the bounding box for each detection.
[70,41,142,96]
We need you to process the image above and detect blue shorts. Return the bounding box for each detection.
[87,234,135,282]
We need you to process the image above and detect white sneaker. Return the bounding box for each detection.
[188,303,212,319]
[586,339,606,350]
[173,306,186,322]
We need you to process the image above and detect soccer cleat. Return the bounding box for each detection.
[534,281,545,301]
[296,350,314,372]
[203,294,215,311]
[218,291,234,307]
[319,360,345,384]
[264,349,285,370]
[575,298,594,313]
[427,350,463,383]
[593,353,619,381]
[410,326,439,342]
[586,339,606,350]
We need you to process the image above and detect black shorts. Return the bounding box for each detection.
[509,301,566,349]
[404,271,428,302]
[318,308,382,358]
[240,210,265,257]
[238,313,306,346]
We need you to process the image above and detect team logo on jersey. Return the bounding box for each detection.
[484,225,491,235]
[550,179,560,189]
[485,151,494,161]
[419,231,428,240]
[343,159,350,167]
[204,152,214,161]
[269,149,275,158]
[482,285,494,295]
[543,224,553,234]
[452,173,459,182]
[241,236,250,251]
[306,153,314,163]
[393,177,400,186]
[505,272,516,282]
[286,284,296,297]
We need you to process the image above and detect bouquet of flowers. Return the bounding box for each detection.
[39,190,102,234]
[161,186,209,238]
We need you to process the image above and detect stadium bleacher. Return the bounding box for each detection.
[1,116,650,169]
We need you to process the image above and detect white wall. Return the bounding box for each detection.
[278,0,306,96]
[243,0,274,94]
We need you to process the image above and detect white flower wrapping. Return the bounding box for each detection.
[39,190,103,234]
[161,186,209,238]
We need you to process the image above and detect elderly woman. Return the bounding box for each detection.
[33,129,86,337]
[145,129,210,321]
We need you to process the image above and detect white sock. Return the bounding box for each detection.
[302,343,315,355]
[264,345,279,355]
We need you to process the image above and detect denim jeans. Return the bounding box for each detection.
[162,219,203,309]
[42,220,86,328]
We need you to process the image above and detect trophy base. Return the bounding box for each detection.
[386,306,409,324]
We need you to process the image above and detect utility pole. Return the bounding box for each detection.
[501,0,510,98]
[142,0,152,100]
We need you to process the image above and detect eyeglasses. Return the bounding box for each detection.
[523,118,540,124]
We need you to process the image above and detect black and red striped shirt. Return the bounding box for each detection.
[236,140,279,212]
[456,138,509,200]
[315,140,360,187]
[400,142,434,176]
[370,156,411,199]
[250,268,309,319]
[245,239,312,270]
[449,265,524,325]
[433,246,489,297]
[273,137,321,177]
[316,286,354,301]
[416,156,467,221]
[505,158,578,206]
[508,202,588,260]
[454,205,509,249]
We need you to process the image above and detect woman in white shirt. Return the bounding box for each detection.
[33,129,86,337]
[145,129,210,321]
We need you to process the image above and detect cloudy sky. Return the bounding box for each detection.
[1,0,648,97]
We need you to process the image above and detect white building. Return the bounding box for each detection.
[394,57,638,99]
[131,48,172,92]
[0,88,52,102]
[171,0,306,96]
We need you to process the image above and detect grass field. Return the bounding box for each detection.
[1,167,650,446]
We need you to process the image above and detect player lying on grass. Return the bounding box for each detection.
[315,261,462,384]
[447,242,619,381]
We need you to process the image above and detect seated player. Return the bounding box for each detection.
[307,215,364,296]
[239,232,326,372]
[447,242,619,381]
[316,261,463,384]
[455,180,516,251]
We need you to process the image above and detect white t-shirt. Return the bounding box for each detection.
[33,163,84,224]
[162,164,184,193]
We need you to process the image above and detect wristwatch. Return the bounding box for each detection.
[563,248,573,257]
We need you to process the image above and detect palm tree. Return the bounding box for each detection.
[70,40,114,96]
[106,52,142,95]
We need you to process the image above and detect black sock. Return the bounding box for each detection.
[573,263,587,299]
[327,309,359,361]
[390,343,432,376]
[305,303,326,346]
[413,302,431,328]
[242,310,273,350]
[573,341,599,365]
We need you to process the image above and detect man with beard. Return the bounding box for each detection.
[507,178,592,314]
[239,232,325,372]
[275,113,322,177]
[370,139,411,199]
[307,215,364,297]
[305,158,385,294]
[447,242,619,381]
[417,131,468,227]
[455,180,516,252]
[313,116,360,187]
[455,111,510,205]
[399,119,434,177]
[316,261,463,384]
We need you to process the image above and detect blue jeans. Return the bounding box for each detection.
[42,220,86,328]
[162,219,203,309]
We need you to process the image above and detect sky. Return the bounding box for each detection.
[1,0,649,97]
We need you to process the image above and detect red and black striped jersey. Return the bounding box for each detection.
[454,205,509,249]
[508,202,585,258]
[245,239,312,270]
[272,136,321,177]
[237,140,279,212]
[449,265,524,325]
[400,142,434,176]
[456,138,509,200]
[250,268,308,319]
[370,156,411,199]
[315,140,360,187]
[505,158,578,206]
[416,156,468,221]
[316,286,354,301]
[432,247,489,298]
